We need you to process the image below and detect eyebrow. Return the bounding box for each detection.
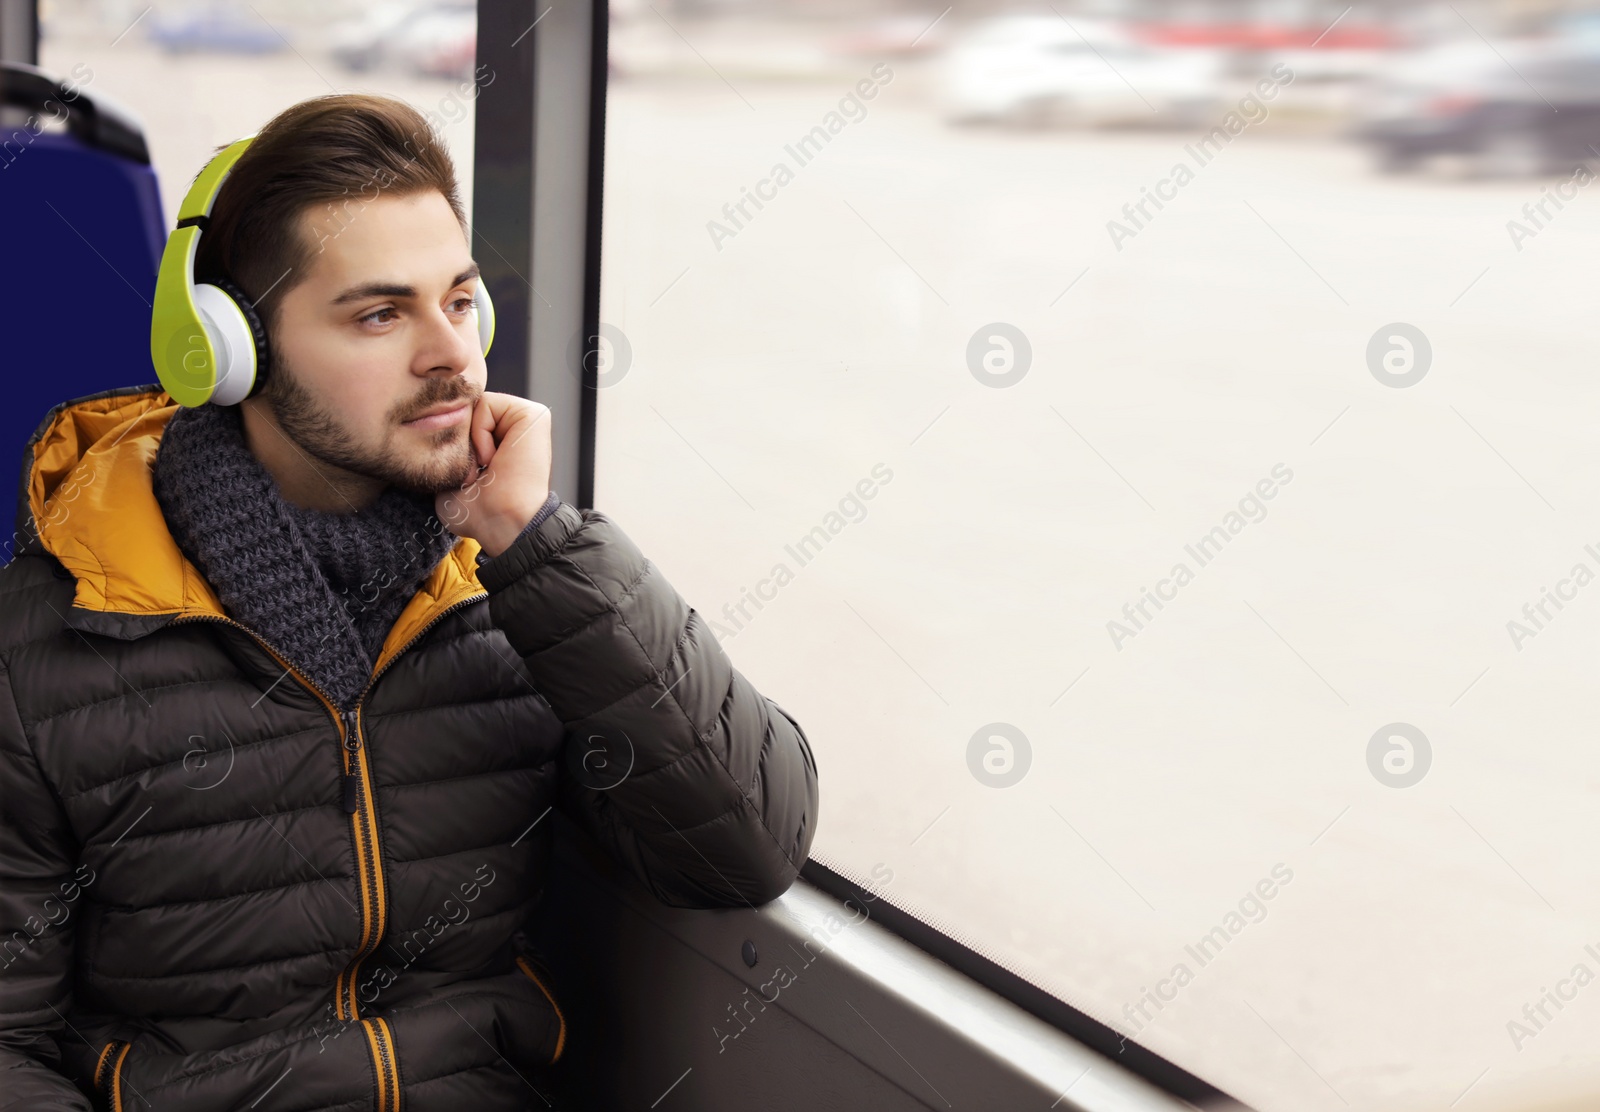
[330,263,481,306]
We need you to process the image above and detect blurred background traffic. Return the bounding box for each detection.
[30,0,1600,187]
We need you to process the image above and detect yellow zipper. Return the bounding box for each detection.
[170,614,381,1021]
[170,593,486,1024]
[110,1042,130,1112]
[335,701,384,1021]
[332,592,487,1019]
[94,1038,131,1111]
[515,956,568,1063]
[92,1040,114,1089]
[361,1016,401,1111]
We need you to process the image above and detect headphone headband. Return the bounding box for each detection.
[151,134,495,408]
[179,134,256,224]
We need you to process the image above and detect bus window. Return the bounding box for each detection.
[595,3,1599,1110]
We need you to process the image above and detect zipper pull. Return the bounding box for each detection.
[341,707,362,814]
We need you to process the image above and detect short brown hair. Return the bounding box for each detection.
[195,93,466,337]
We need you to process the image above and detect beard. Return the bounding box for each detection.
[260,356,480,498]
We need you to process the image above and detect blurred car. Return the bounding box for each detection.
[416,30,476,84]
[940,15,1225,128]
[390,6,477,81]
[146,4,285,54]
[328,0,473,75]
[1357,39,1600,176]
[830,14,951,59]
[328,3,417,72]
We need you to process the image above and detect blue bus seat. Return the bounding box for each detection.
[2,62,166,563]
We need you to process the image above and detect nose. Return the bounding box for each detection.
[413,298,479,376]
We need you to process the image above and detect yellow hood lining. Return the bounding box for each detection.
[29,388,485,670]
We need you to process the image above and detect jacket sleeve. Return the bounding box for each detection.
[0,656,94,1110]
[477,501,820,909]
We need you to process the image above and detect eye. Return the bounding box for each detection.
[359,306,398,326]
[450,295,477,314]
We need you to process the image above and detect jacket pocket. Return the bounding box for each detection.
[514,954,567,1063]
[93,1039,133,1112]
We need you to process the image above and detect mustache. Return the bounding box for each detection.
[401,383,480,423]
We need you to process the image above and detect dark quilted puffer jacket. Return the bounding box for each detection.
[0,384,820,1110]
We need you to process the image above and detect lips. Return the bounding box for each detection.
[403,401,470,429]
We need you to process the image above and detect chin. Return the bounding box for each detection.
[383,444,477,497]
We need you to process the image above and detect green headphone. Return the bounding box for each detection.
[151,134,496,408]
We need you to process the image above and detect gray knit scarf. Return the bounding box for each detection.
[151,401,459,711]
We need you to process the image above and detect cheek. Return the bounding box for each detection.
[328,355,390,399]
[286,334,397,423]
[305,339,390,400]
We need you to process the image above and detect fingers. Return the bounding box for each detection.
[471,394,498,470]
[477,394,550,457]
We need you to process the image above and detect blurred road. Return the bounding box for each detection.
[595,75,1600,1112]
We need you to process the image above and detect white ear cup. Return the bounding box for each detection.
[192,283,259,406]
[473,281,496,357]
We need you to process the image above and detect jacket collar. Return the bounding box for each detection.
[22,385,486,671]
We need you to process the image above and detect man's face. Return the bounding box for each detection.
[262,189,486,498]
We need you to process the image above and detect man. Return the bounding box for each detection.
[0,93,819,1110]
